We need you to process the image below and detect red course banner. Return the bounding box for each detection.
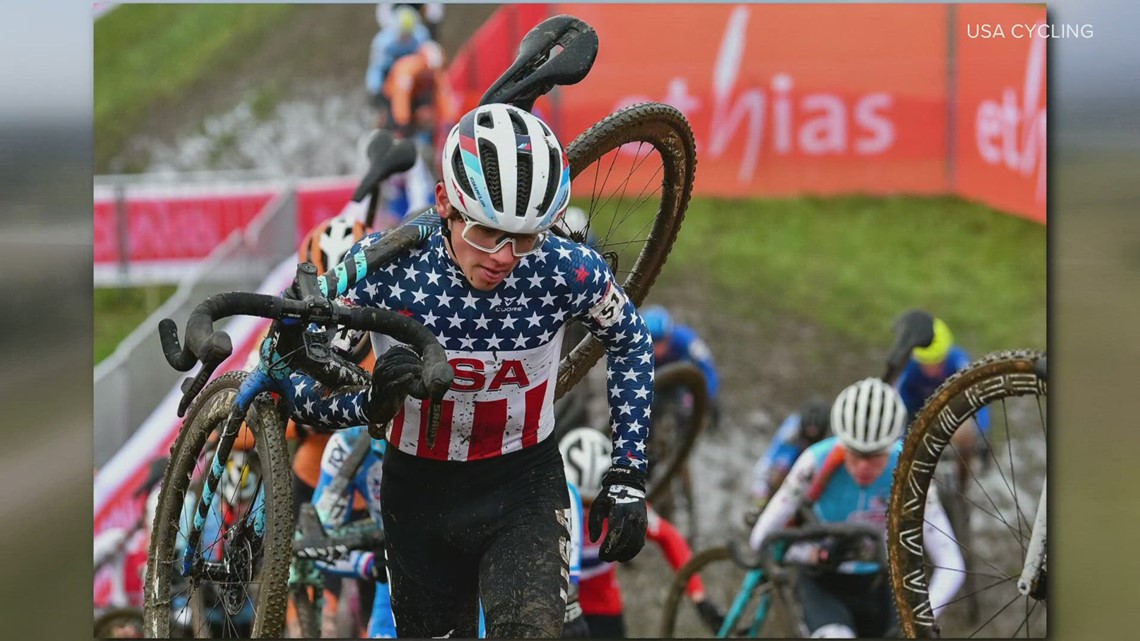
[94,190,276,265]
[954,4,1047,223]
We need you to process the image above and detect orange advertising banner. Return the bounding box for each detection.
[556,4,950,197]
[448,4,1046,222]
[954,4,1047,222]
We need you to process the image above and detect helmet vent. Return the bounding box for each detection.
[507,108,529,135]
[451,148,474,198]
[538,146,559,215]
[516,150,533,217]
[478,139,504,212]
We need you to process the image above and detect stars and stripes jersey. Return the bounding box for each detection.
[289,226,654,470]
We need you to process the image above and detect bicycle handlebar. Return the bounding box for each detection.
[761,522,885,570]
[159,262,453,416]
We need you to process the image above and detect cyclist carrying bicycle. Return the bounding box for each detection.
[895,314,991,458]
[560,427,724,637]
[744,397,831,526]
[747,378,964,638]
[641,305,721,429]
[286,103,654,637]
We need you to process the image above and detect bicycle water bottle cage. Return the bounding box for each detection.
[352,130,418,203]
[478,15,599,112]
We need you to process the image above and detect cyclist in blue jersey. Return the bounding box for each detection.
[640,305,721,429]
[746,378,964,638]
[307,426,393,637]
[895,316,990,457]
[366,5,433,128]
[284,103,653,637]
[743,397,831,526]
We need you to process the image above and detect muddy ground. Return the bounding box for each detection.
[102,5,1037,637]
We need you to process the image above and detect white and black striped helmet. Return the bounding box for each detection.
[830,378,907,454]
[558,427,612,498]
[441,103,571,234]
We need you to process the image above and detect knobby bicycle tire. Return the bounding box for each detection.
[660,545,730,637]
[646,361,708,505]
[144,371,294,638]
[887,349,1046,639]
[555,102,696,399]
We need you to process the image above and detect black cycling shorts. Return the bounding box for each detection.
[794,569,898,637]
[381,436,571,638]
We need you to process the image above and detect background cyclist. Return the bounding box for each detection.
[746,378,964,638]
[895,314,991,460]
[640,304,721,430]
[285,103,654,637]
[365,5,433,130]
[744,396,831,526]
[560,427,724,638]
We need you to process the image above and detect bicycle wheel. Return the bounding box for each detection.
[888,350,1047,638]
[554,102,696,399]
[144,371,295,638]
[660,546,796,638]
[646,362,708,506]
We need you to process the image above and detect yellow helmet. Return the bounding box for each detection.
[394,5,420,36]
[912,317,954,365]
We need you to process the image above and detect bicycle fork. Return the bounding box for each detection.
[181,373,277,578]
[1017,480,1047,599]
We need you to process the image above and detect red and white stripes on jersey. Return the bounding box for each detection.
[376,333,563,461]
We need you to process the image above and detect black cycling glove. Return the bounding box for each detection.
[587,466,648,563]
[365,345,423,431]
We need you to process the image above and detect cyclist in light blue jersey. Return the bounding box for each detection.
[747,378,964,638]
[365,5,433,127]
[744,397,831,526]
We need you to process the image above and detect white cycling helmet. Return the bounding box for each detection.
[558,427,612,498]
[830,378,907,454]
[299,214,369,275]
[441,103,571,234]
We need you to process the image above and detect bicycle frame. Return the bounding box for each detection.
[719,568,771,638]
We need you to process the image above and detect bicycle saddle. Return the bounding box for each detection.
[479,15,599,112]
